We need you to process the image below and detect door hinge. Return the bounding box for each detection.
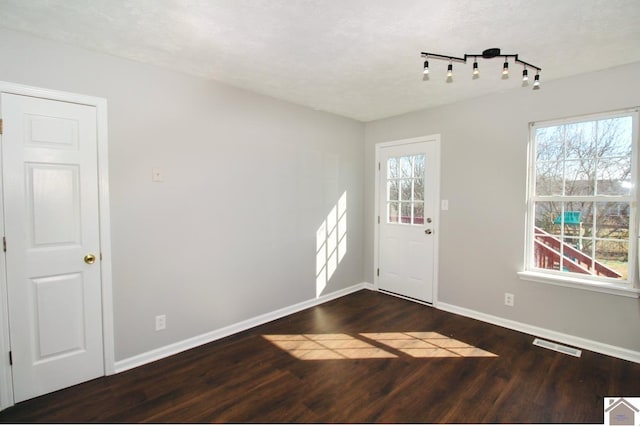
[377,268,380,277]
[377,215,380,224]
[0,118,3,135]
[8,351,12,366]
[2,237,6,252]
[378,162,380,171]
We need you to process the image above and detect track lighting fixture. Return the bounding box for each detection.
[420,48,541,90]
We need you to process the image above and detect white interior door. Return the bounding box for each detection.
[1,93,104,402]
[377,138,439,303]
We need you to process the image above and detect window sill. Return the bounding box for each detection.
[518,271,640,299]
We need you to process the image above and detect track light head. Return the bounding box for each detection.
[446,62,454,83]
[423,60,429,75]
[472,60,479,76]
[522,68,529,82]
[502,59,509,76]
[533,73,541,90]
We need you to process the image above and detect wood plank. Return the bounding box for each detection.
[0,290,638,423]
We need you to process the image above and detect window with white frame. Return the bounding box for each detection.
[525,109,639,290]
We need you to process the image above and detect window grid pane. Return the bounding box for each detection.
[529,113,636,284]
[386,154,426,225]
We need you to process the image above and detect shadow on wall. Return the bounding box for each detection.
[316,191,347,298]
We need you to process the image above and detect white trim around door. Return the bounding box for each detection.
[0,81,114,410]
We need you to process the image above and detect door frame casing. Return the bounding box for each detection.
[0,81,115,410]
[374,135,441,305]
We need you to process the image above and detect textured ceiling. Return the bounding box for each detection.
[1,0,639,121]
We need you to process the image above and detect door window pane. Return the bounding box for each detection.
[413,177,424,201]
[400,179,412,201]
[386,154,426,225]
[387,157,398,179]
[413,203,424,224]
[401,203,412,224]
[400,156,412,177]
[387,181,399,201]
[388,202,399,223]
[413,155,425,177]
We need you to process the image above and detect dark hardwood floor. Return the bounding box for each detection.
[1,289,638,423]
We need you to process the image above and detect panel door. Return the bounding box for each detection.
[378,140,439,303]
[1,93,104,402]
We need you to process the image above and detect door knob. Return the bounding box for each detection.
[84,254,96,264]
[424,229,432,235]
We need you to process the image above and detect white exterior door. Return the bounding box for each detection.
[377,137,440,303]
[1,93,104,402]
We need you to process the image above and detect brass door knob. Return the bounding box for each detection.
[424,229,433,235]
[84,254,96,264]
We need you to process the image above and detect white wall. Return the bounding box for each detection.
[364,62,640,353]
[1,25,638,363]
[0,28,364,361]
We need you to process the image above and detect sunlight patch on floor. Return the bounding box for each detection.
[263,332,497,360]
[360,332,498,358]
[263,333,396,360]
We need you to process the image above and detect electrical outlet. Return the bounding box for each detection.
[504,293,515,307]
[155,314,166,331]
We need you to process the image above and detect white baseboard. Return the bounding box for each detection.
[114,283,368,373]
[115,283,639,373]
[436,301,640,364]
[363,281,376,291]
[343,284,639,363]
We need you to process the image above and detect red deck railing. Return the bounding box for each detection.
[533,227,621,278]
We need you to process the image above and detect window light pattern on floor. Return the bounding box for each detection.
[263,333,396,360]
[360,332,498,358]
[263,332,497,360]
